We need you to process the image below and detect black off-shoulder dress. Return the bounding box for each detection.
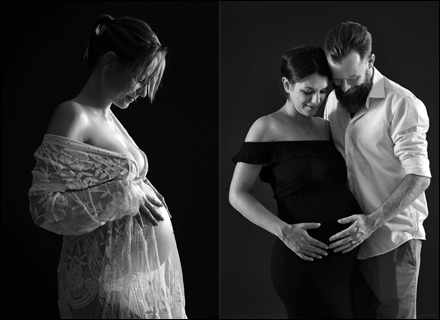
[232,141,362,319]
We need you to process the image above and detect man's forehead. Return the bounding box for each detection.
[328,52,364,79]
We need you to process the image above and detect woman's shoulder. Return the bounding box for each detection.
[313,117,331,138]
[313,116,329,125]
[55,99,87,115]
[245,113,282,142]
[45,100,90,142]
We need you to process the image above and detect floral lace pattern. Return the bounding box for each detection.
[29,135,186,319]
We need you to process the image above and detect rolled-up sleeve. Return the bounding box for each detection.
[391,95,431,177]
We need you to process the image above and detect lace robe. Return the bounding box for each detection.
[29,134,186,319]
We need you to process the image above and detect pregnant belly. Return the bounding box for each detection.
[140,182,174,265]
[134,205,174,269]
[277,185,362,244]
[152,205,174,265]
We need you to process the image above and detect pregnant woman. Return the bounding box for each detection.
[229,45,363,319]
[28,14,186,319]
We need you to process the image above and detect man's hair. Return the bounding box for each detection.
[324,21,372,63]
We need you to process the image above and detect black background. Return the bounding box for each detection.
[1,1,218,318]
[220,1,439,318]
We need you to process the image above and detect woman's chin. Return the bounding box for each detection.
[113,101,130,109]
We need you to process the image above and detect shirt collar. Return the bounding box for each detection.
[366,67,385,108]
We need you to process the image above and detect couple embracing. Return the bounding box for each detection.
[230,21,431,319]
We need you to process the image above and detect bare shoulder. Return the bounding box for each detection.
[244,114,279,142]
[45,100,90,142]
[313,117,329,128]
[313,117,332,140]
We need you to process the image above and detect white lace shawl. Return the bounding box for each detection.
[29,134,186,319]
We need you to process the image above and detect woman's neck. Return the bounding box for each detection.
[281,101,311,124]
[75,71,112,116]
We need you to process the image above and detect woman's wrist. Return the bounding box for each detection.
[274,220,289,241]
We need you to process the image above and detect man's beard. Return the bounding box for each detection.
[334,69,373,114]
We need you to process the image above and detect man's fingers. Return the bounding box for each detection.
[329,224,358,242]
[337,215,358,224]
[342,242,361,254]
[329,237,349,249]
[329,231,343,243]
[332,241,352,253]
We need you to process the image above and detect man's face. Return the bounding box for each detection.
[327,51,373,114]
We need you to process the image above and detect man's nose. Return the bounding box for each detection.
[341,80,351,92]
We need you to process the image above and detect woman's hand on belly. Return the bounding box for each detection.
[136,181,174,265]
[134,205,174,266]
[137,182,165,226]
[139,195,164,226]
[279,222,329,262]
[150,205,174,265]
[144,178,170,217]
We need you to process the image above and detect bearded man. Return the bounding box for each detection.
[323,21,431,319]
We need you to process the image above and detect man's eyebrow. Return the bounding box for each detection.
[333,74,359,80]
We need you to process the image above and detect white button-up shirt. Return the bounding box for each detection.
[324,67,431,259]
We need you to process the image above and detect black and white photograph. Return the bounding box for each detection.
[1,1,218,319]
[220,1,438,319]
[1,1,439,319]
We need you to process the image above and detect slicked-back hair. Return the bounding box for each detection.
[324,21,372,64]
[280,44,332,100]
[84,14,167,102]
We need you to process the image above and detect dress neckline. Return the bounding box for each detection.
[43,133,147,178]
[243,140,332,143]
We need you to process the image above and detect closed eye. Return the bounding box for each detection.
[302,90,328,94]
[139,76,153,86]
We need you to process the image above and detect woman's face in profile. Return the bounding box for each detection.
[288,73,329,117]
[105,55,164,109]
[103,67,139,109]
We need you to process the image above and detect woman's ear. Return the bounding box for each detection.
[102,51,118,74]
[282,77,291,93]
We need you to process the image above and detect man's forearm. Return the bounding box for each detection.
[369,174,431,229]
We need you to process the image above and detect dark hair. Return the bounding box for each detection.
[324,21,372,63]
[280,44,332,100]
[84,14,167,102]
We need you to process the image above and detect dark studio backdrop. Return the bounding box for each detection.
[220,1,439,319]
[1,1,218,319]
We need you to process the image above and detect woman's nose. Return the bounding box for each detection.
[311,92,321,105]
[137,84,148,98]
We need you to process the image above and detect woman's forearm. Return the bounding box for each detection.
[229,190,286,239]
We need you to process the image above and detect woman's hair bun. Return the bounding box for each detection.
[95,14,113,36]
